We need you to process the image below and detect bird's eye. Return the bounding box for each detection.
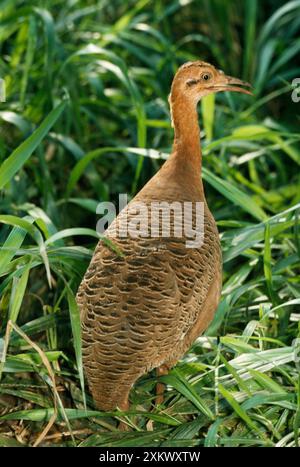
[201,72,211,81]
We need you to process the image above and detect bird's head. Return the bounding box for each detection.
[170,61,252,104]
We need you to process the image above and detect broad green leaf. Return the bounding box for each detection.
[0,101,66,190]
[202,168,268,221]
[9,261,31,323]
[218,383,263,437]
[66,285,86,409]
[160,370,214,420]
[201,93,215,141]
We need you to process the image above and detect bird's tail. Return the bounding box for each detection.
[86,370,134,411]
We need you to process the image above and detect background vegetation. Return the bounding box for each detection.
[0,0,300,447]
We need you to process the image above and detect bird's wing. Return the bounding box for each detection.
[77,223,220,376]
[77,235,183,373]
[78,198,221,378]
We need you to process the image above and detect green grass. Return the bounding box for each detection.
[0,0,300,447]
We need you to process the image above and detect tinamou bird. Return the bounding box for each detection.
[77,61,251,412]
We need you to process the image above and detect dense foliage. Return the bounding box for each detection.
[0,0,299,447]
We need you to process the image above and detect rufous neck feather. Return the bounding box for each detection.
[169,92,202,172]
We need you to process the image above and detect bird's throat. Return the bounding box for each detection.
[170,97,202,174]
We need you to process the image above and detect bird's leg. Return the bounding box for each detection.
[155,364,170,406]
[117,397,131,431]
[146,365,170,431]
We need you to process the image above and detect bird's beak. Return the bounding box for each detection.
[210,75,253,95]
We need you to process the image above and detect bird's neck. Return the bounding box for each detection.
[170,96,202,174]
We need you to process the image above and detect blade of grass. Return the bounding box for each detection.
[0,100,66,190]
[218,383,265,439]
[66,284,86,410]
